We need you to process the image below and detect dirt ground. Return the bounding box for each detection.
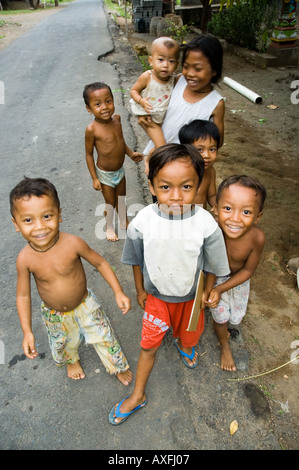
[1,6,299,449]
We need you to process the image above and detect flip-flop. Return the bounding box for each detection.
[174,339,198,369]
[108,396,147,426]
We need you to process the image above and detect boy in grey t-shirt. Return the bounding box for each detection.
[109,143,229,425]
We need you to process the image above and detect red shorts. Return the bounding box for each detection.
[141,294,204,350]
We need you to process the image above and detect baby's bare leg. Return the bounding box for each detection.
[101,184,118,241]
[213,320,236,371]
[145,122,166,149]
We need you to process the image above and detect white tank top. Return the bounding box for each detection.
[130,71,175,124]
[143,75,223,154]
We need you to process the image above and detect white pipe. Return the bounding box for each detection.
[223,76,262,104]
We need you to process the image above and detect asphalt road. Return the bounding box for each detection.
[0,0,284,453]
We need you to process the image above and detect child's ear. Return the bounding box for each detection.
[11,217,20,233]
[148,180,156,197]
[85,105,92,114]
[213,204,219,216]
[255,211,263,224]
[59,207,62,223]
[148,56,153,67]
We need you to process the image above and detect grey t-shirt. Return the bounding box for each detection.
[121,204,230,303]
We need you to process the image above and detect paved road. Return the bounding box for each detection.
[0,0,283,453]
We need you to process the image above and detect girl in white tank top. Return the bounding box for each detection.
[143,34,225,158]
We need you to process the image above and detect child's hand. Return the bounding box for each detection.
[115,291,131,315]
[23,332,38,359]
[137,290,148,310]
[130,152,144,164]
[139,97,153,114]
[204,288,220,309]
[138,115,153,128]
[93,178,102,191]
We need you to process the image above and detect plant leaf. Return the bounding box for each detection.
[230,420,238,435]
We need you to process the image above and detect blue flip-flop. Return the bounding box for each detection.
[108,396,147,425]
[174,339,198,369]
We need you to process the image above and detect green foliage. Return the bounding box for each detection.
[164,20,189,44]
[208,0,279,52]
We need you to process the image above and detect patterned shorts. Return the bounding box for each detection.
[41,289,129,374]
[209,276,250,325]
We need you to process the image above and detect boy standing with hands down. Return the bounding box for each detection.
[10,177,132,384]
[109,143,230,425]
[208,175,266,371]
[84,82,143,241]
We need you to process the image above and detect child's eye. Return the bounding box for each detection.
[160,185,169,190]
[183,184,192,189]
[243,210,250,215]
[44,214,52,219]
[24,218,32,223]
[223,206,231,211]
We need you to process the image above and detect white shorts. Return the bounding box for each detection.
[210,276,250,325]
[96,165,125,188]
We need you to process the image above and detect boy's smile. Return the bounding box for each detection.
[12,194,62,252]
[149,158,199,215]
[216,185,262,239]
[86,88,115,123]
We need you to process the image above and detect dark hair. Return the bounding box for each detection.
[10,177,60,216]
[179,119,221,149]
[148,143,205,188]
[83,82,113,106]
[182,34,223,84]
[216,175,267,212]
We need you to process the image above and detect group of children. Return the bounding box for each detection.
[10,34,266,426]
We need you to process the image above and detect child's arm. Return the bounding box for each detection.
[124,144,144,164]
[202,272,217,308]
[207,167,217,210]
[16,256,38,359]
[85,126,102,191]
[78,238,131,314]
[211,99,225,148]
[130,72,153,114]
[133,265,147,310]
[208,231,265,305]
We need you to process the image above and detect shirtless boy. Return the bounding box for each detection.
[83,82,143,241]
[10,177,132,384]
[179,119,220,210]
[207,175,266,371]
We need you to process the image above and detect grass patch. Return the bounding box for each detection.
[103,0,131,19]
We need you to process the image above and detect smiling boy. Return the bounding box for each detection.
[108,143,229,425]
[10,177,132,384]
[83,82,143,241]
[207,175,266,371]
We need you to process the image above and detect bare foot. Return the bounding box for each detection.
[220,342,236,371]
[116,369,133,386]
[67,361,86,380]
[106,226,119,242]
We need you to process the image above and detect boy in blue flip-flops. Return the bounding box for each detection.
[109,143,229,425]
